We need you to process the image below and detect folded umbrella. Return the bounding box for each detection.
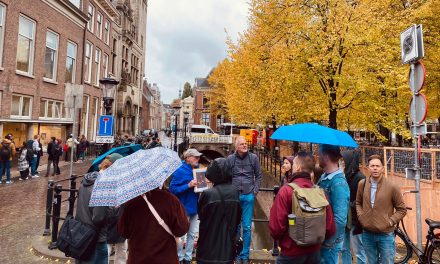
[89,147,182,207]
[270,123,358,148]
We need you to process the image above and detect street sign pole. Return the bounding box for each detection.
[410,63,422,251]
[69,95,76,179]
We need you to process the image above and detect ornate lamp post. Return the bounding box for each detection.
[99,77,119,153]
[183,111,189,149]
[173,105,181,152]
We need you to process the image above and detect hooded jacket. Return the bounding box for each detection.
[75,171,109,243]
[169,161,199,216]
[341,150,365,234]
[269,172,336,257]
[0,139,16,161]
[196,158,242,263]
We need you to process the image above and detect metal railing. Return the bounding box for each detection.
[43,174,83,249]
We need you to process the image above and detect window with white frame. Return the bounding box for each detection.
[0,4,6,68]
[87,4,95,32]
[84,41,92,82]
[17,15,36,75]
[39,99,66,119]
[65,41,77,83]
[44,30,59,81]
[11,94,32,118]
[94,48,101,85]
[69,0,81,8]
[104,20,110,45]
[96,12,102,39]
[202,113,210,126]
[103,53,109,78]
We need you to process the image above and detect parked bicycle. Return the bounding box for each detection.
[394,190,440,264]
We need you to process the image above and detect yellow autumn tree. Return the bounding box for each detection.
[210,0,439,141]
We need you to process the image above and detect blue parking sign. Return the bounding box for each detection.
[98,115,114,136]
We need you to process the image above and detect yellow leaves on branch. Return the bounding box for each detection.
[209,0,440,138]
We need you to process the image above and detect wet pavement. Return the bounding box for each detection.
[0,159,92,264]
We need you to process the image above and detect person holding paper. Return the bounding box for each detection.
[170,148,202,264]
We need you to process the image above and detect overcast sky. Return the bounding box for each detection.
[145,1,250,104]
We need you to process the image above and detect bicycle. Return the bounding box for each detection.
[394,190,440,264]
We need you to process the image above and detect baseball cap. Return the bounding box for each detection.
[183,149,202,159]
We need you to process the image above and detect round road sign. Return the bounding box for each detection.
[408,61,426,93]
[408,94,428,125]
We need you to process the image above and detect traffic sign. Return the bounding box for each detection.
[96,136,114,144]
[409,94,428,125]
[408,61,426,93]
[400,24,424,64]
[98,115,114,136]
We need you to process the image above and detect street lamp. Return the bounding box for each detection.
[99,77,119,154]
[99,77,119,115]
[172,105,181,152]
[183,111,189,149]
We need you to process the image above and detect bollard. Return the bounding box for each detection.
[272,185,280,256]
[49,184,62,249]
[43,180,55,236]
[67,175,77,216]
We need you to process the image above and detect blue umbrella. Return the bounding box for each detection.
[270,123,358,148]
[89,147,182,206]
[88,144,143,172]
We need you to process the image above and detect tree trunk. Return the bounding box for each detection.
[328,108,337,129]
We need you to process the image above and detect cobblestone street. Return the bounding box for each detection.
[0,160,92,264]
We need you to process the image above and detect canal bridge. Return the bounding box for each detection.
[188,134,236,161]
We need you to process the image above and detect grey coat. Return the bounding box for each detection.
[227,152,262,194]
[75,172,109,243]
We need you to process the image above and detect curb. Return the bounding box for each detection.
[31,235,73,262]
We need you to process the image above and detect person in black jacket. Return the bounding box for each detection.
[75,171,110,264]
[341,150,367,264]
[46,137,57,177]
[196,158,242,264]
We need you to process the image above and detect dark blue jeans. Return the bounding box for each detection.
[277,252,321,264]
[76,242,108,264]
[0,160,11,181]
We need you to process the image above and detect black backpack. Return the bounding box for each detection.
[0,143,11,162]
[25,148,34,163]
[56,215,98,261]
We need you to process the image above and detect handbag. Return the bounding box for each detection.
[213,187,243,258]
[56,215,98,261]
[142,194,180,244]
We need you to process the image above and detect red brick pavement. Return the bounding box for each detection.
[0,160,92,263]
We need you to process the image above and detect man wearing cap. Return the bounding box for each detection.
[226,136,262,264]
[169,148,202,264]
[317,144,350,264]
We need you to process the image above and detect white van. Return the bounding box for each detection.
[190,125,217,135]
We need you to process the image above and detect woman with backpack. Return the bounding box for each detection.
[18,141,30,180]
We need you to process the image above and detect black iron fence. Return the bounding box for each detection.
[43,174,83,249]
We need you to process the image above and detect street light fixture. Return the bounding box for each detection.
[99,77,119,115]
[172,104,181,152]
[99,77,119,154]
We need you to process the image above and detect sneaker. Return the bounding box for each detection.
[6,181,12,184]
[33,175,39,178]
[19,178,23,181]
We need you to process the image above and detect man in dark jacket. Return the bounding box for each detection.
[341,150,366,264]
[227,136,262,264]
[196,158,242,264]
[46,137,58,177]
[169,148,202,264]
[269,152,335,264]
[75,171,110,264]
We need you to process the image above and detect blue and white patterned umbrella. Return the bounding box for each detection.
[89,147,182,207]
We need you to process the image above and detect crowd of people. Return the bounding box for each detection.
[0,133,90,184]
[71,134,406,264]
